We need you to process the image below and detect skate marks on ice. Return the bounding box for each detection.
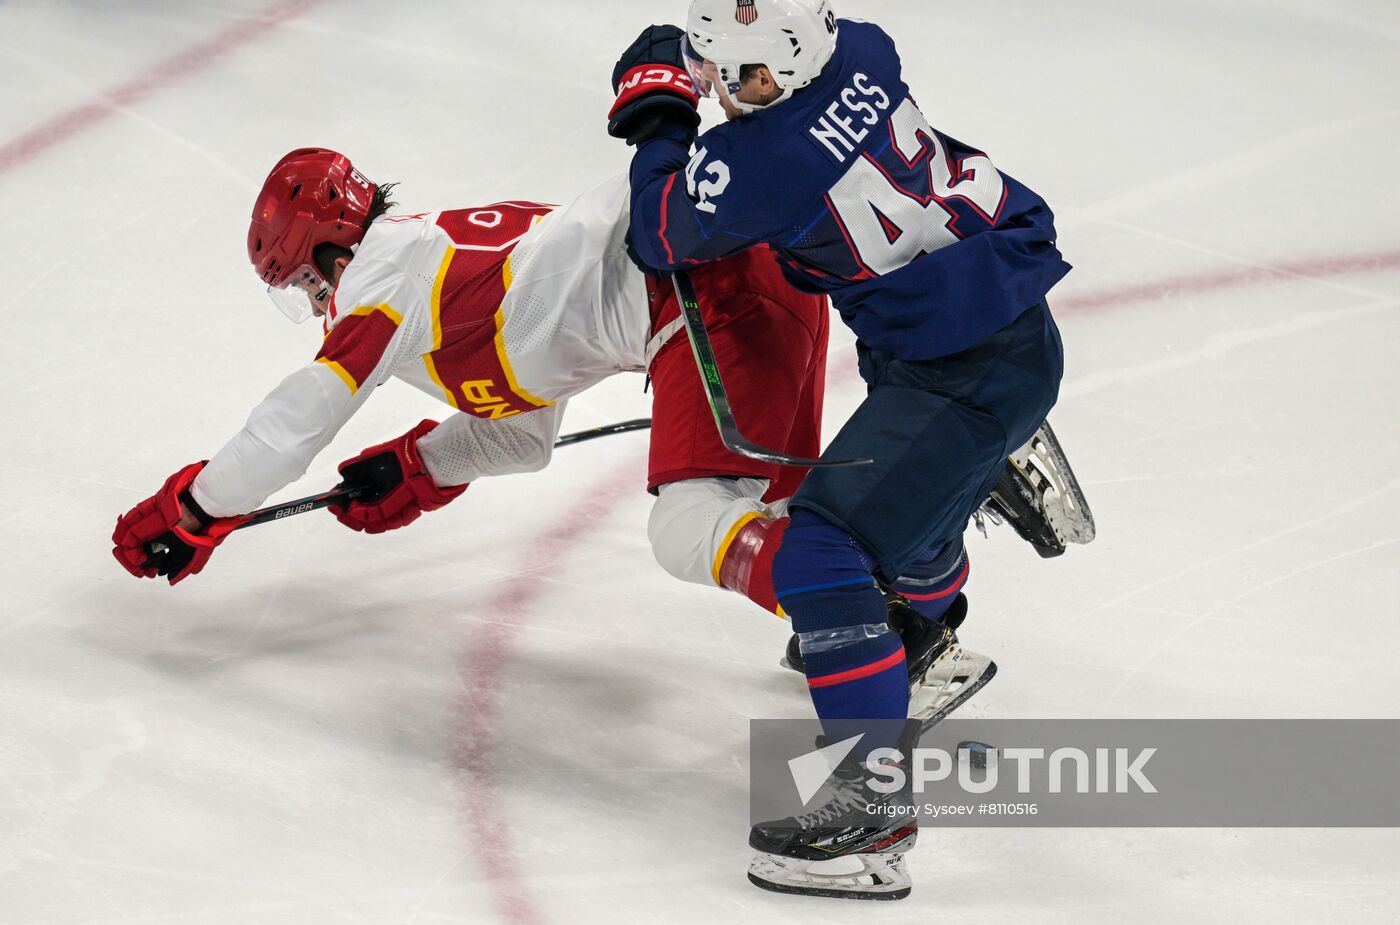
[0,0,326,177]
[1062,297,1398,402]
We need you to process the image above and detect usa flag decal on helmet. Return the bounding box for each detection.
[736,0,758,26]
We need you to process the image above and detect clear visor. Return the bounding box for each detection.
[267,264,332,324]
[682,37,718,99]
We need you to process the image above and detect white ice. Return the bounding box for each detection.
[1,1,1397,922]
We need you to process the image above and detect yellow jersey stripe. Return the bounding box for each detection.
[316,357,359,395]
[424,247,458,408]
[491,255,554,409]
[345,303,403,326]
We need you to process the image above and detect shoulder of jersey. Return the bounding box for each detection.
[364,211,438,252]
[701,119,756,166]
[837,18,897,56]
[325,213,436,330]
[836,18,881,37]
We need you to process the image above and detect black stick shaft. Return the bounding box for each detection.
[228,417,653,533]
[551,417,652,447]
[239,486,359,528]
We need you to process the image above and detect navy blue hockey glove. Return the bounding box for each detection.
[608,24,702,146]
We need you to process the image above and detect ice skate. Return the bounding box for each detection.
[747,744,917,900]
[979,420,1096,558]
[781,594,996,729]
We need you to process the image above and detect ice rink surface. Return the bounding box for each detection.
[2,0,1398,921]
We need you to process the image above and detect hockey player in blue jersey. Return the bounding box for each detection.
[607,0,1069,900]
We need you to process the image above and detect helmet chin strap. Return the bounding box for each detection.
[731,88,795,114]
[315,238,362,317]
[716,74,795,115]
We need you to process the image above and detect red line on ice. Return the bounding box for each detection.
[431,236,1400,921]
[0,0,323,176]
[7,9,1394,912]
[1054,249,1400,314]
[451,471,639,925]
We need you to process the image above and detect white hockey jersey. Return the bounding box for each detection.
[192,174,651,517]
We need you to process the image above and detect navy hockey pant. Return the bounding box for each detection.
[773,302,1063,745]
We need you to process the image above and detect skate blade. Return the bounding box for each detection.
[913,654,997,731]
[747,847,913,901]
[1009,422,1096,547]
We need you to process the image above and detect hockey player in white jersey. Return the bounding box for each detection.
[111,148,831,617]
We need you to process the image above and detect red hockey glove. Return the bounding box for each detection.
[112,462,241,586]
[608,25,702,145]
[329,420,467,535]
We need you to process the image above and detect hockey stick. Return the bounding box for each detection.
[552,417,652,448]
[670,270,871,468]
[156,417,654,547]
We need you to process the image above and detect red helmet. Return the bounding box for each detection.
[248,148,378,321]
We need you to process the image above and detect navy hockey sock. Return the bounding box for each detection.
[773,511,909,756]
[886,539,969,624]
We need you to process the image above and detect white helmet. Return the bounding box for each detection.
[684,0,838,112]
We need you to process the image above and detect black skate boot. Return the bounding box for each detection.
[979,420,1096,558]
[748,732,919,900]
[887,591,964,683]
[781,594,996,729]
[888,595,997,727]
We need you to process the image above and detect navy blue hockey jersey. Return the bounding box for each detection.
[629,19,1070,361]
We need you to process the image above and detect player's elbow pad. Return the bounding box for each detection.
[417,414,557,486]
[628,221,674,272]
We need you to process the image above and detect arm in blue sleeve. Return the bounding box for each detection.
[627,122,779,271]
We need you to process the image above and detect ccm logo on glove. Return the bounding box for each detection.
[615,65,698,101]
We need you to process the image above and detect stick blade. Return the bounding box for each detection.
[723,428,872,468]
